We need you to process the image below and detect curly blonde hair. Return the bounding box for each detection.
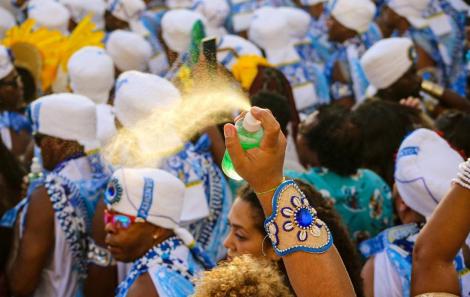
[192,255,294,297]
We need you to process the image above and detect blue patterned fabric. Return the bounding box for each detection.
[77,153,111,230]
[141,10,171,76]
[116,237,202,297]
[188,134,232,262]
[0,111,32,133]
[46,171,89,279]
[360,223,469,297]
[226,0,295,33]
[295,13,334,68]
[325,26,379,102]
[286,167,393,244]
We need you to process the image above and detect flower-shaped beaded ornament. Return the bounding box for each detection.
[265,180,333,256]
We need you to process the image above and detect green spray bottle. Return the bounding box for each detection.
[222,111,264,180]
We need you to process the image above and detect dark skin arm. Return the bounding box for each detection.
[7,186,54,297]
[84,198,117,297]
[127,273,158,297]
[435,89,470,113]
[332,61,355,109]
[411,184,470,295]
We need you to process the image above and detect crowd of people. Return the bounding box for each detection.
[0,0,470,296]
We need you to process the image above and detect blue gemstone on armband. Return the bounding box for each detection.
[296,208,313,227]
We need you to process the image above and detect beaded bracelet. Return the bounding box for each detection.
[264,180,333,256]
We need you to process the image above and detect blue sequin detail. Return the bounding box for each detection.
[296,208,313,228]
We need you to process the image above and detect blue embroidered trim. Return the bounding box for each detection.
[265,180,333,256]
[397,146,420,159]
[138,177,154,220]
[116,237,194,297]
[46,173,89,279]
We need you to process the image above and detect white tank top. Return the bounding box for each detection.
[25,157,93,297]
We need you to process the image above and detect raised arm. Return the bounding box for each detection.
[412,160,470,296]
[224,107,355,297]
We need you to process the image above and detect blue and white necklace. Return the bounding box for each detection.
[116,236,194,297]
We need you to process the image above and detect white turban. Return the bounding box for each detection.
[68,46,115,105]
[278,7,311,39]
[361,37,414,91]
[248,8,300,65]
[29,93,97,146]
[106,30,152,72]
[106,168,186,229]
[0,7,15,39]
[161,9,204,54]
[388,0,430,28]
[60,0,106,29]
[114,71,182,128]
[330,0,376,33]
[166,0,193,9]
[193,0,229,38]
[28,0,70,34]
[395,129,463,218]
[0,45,13,80]
[106,0,145,22]
[217,34,262,70]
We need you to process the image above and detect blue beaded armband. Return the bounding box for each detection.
[264,180,333,256]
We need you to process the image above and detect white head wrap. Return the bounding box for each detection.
[193,0,229,38]
[29,93,97,146]
[388,0,430,28]
[161,9,204,54]
[0,7,15,39]
[395,129,463,218]
[106,30,152,72]
[217,34,262,71]
[28,0,71,34]
[0,45,13,80]
[248,8,300,65]
[106,0,145,23]
[60,0,106,30]
[114,71,182,128]
[106,168,186,229]
[330,0,376,33]
[278,7,311,40]
[166,0,193,9]
[68,46,115,105]
[361,37,414,91]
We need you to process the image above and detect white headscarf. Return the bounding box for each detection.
[161,9,204,54]
[28,0,71,34]
[106,30,152,72]
[388,0,431,28]
[68,46,115,105]
[330,0,376,33]
[277,7,311,40]
[0,7,15,39]
[361,37,414,91]
[216,34,262,71]
[0,45,13,80]
[395,129,463,218]
[113,71,182,128]
[193,0,229,38]
[29,93,97,146]
[61,0,106,29]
